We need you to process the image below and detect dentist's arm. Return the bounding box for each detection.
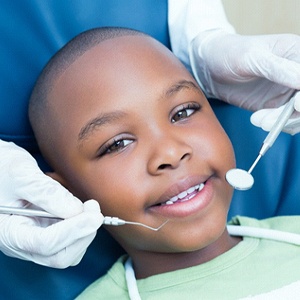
[168,0,300,134]
[0,140,103,268]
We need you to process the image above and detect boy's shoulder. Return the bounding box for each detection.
[76,255,129,300]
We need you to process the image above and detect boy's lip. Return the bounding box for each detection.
[148,175,214,218]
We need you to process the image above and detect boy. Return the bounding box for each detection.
[29,27,300,299]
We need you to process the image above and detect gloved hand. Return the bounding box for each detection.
[190,30,300,113]
[250,92,300,135]
[0,140,103,268]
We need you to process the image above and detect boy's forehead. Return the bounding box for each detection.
[51,34,188,103]
[65,35,172,73]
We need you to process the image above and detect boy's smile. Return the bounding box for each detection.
[47,34,238,278]
[149,177,214,219]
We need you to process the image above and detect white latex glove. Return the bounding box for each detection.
[190,30,299,112]
[251,92,300,135]
[0,140,103,268]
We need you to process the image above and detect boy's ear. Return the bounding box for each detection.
[46,172,69,189]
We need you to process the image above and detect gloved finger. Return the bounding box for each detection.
[250,106,285,131]
[250,105,300,135]
[294,92,300,112]
[55,232,97,268]
[0,141,83,218]
[33,232,97,268]
[4,200,102,258]
[249,51,300,90]
[4,231,97,268]
[8,157,84,218]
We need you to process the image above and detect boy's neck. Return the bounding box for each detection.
[128,229,242,279]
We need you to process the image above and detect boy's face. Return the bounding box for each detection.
[48,35,235,258]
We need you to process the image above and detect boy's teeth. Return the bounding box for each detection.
[162,183,205,206]
[187,186,196,193]
[170,195,178,202]
[178,191,188,199]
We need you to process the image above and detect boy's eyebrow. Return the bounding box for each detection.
[78,111,126,142]
[164,80,201,98]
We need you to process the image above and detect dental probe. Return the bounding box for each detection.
[103,217,169,231]
[248,96,296,174]
[226,96,296,191]
[0,206,168,232]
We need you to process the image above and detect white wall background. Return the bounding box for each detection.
[222,0,300,35]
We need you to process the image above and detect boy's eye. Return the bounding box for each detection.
[171,104,200,123]
[99,138,133,157]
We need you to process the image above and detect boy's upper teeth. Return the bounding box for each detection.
[164,183,204,205]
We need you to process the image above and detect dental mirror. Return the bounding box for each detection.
[226,168,254,191]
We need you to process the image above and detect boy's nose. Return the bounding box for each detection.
[147,134,192,175]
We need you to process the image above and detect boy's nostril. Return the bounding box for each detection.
[181,153,189,160]
[157,153,190,170]
[158,163,172,170]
